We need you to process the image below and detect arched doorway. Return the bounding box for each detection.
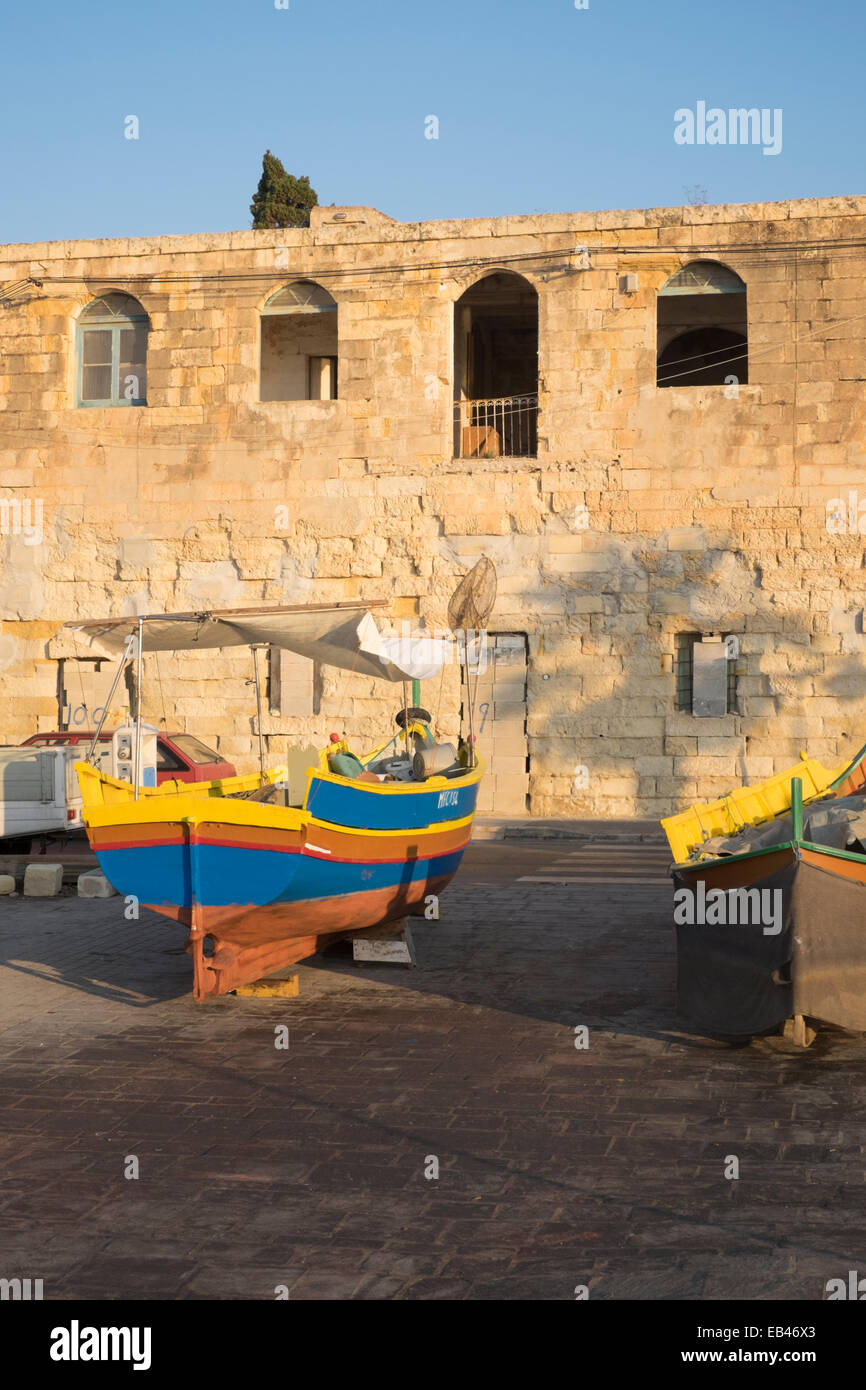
[453,272,538,457]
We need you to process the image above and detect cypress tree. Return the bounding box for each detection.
[250,151,318,229]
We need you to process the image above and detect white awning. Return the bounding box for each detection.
[65,603,449,684]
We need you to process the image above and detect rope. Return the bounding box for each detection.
[154,651,168,727]
[433,662,447,739]
[304,645,364,815]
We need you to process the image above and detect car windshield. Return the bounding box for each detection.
[171,735,223,764]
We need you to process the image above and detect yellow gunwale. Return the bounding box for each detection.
[76,754,484,839]
[306,753,485,798]
[660,751,851,861]
[306,810,474,840]
[75,759,288,803]
[84,800,475,840]
[82,794,308,833]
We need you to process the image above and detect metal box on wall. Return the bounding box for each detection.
[692,636,728,718]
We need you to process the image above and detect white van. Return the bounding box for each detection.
[0,725,157,845]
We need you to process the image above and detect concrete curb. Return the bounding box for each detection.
[472,817,665,844]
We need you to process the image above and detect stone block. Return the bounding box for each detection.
[77,871,118,899]
[493,755,529,775]
[23,863,64,897]
[546,553,611,573]
[667,527,708,551]
[490,730,529,756]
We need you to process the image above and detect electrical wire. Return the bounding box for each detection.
[10,231,866,293]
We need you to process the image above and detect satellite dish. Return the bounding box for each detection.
[447,556,497,632]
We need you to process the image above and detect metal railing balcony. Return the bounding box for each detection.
[454,393,538,459]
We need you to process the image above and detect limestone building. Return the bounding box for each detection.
[1,195,864,818]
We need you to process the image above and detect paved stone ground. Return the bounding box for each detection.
[1,841,864,1301]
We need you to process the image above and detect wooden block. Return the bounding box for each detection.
[235,975,300,998]
[783,1014,817,1048]
[352,921,417,967]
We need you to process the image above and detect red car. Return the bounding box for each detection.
[22,731,236,785]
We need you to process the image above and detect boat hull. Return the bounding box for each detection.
[78,757,483,1000]
[674,844,866,1036]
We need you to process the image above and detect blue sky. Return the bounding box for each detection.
[1,0,863,243]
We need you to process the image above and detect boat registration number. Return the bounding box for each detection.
[437,789,460,808]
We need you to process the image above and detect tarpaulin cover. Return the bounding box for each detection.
[65,603,449,683]
[674,854,866,1036]
[685,797,866,860]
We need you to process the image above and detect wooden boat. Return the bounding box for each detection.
[69,600,487,1001]
[77,749,482,1000]
[664,745,866,1042]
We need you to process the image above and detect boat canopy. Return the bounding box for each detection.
[65,602,449,683]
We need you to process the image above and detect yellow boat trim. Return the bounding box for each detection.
[75,759,289,808]
[305,754,485,799]
[661,750,849,862]
[81,793,307,833]
[306,811,475,841]
[82,791,475,839]
[76,754,483,839]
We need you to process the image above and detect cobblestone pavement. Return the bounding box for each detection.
[1,841,864,1301]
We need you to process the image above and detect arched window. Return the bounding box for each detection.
[453,272,538,458]
[260,280,338,401]
[657,261,747,387]
[77,292,149,406]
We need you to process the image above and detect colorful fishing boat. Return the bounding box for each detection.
[69,592,492,1001]
[663,741,866,1043]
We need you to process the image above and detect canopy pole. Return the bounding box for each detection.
[251,645,266,780]
[402,681,410,758]
[86,633,136,766]
[411,678,421,707]
[133,615,143,801]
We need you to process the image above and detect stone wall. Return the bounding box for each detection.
[1,196,865,818]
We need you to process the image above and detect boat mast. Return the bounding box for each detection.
[463,628,476,769]
[133,614,144,801]
[251,645,266,780]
